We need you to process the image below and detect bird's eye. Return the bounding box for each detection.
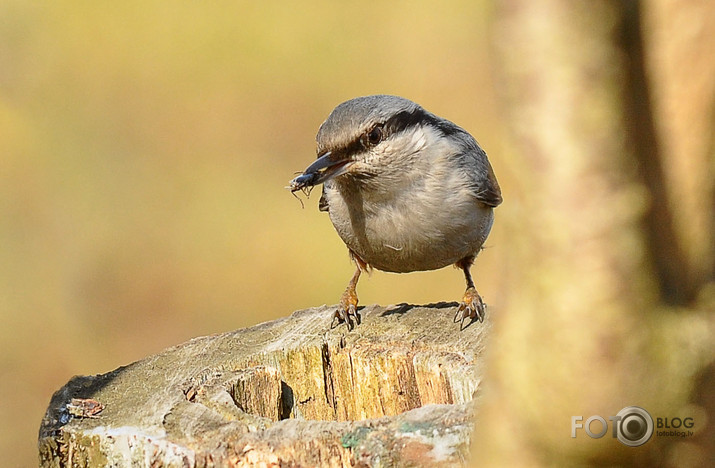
[365,125,383,147]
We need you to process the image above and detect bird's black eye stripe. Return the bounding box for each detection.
[360,109,427,149]
[383,108,427,135]
[341,108,429,156]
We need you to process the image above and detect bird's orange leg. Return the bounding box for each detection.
[332,252,368,330]
[454,256,486,327]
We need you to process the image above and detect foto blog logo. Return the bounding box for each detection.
[571,406,654,447]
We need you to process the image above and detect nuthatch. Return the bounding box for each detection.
[290,95,502,329]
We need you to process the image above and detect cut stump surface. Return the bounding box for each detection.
[39,303,489,467]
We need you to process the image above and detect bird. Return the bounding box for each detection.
[289,95,502,330]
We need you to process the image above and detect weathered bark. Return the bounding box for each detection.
[39,304,488,467]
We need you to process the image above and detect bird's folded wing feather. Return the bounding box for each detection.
[455,136,503,208]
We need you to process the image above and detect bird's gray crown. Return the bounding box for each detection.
[316,95,430,156]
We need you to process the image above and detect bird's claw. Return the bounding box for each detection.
[331,289,361,331]
[454,286,486,328]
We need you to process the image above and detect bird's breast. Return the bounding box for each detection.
[324,168,494,273]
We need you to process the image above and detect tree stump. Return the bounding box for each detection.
[38,304,489,467]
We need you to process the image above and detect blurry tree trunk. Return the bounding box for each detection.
[475,0,714,466]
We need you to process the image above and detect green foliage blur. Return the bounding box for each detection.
[0,1,505,464]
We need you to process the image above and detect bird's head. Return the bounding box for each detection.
[290,95,444,191]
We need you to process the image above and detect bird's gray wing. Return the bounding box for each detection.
[455,133,503,208]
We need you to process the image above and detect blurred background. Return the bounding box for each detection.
[1,1,504,464]
[1,0,712,466]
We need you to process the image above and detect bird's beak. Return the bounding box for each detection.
[300,151,354,186]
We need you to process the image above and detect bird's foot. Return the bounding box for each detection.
[331,288,360,331]
[454,286,486,328]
